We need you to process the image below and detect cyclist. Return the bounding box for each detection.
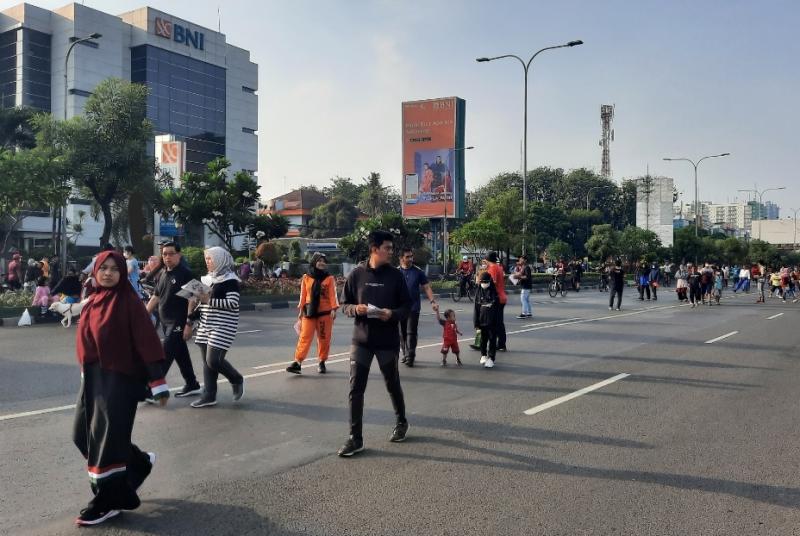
[456,256,474,297]
[555,257,568,290]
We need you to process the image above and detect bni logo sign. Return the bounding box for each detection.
[154,17,205,50]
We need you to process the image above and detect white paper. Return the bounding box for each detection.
[176,279,211,300]
[366,303,383,318]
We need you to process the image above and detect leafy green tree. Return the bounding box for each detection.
[545,239,573,261]
[618,226,662,263]
[585,224,620,261]
[323,176,363,207]
[37,78,155,246]
[338,214,428,262]
[481,189,526,258]
[307,197,359,238]
[0,106,37,151]
[449,217,508,254]
[567,208,604,256]
[252,213,289,242]
[748,239,778,265]
[161,158,261,250]
[529,202,570,254]
[672,226,704,263]
[358,172,400,218]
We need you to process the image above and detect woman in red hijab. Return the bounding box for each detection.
[72,251,170,526]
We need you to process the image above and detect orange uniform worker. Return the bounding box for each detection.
[287,252,339,374]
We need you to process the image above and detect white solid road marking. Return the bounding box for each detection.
[704,331,739,344]
[237,329,263,334]
[0,302,691,422]
[523,373,630,416]
[767,313,784,320]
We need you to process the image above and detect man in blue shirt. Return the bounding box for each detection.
[398,247,438,367]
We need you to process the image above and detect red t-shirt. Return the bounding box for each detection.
[486,262,507,304]
[440,319,459,344]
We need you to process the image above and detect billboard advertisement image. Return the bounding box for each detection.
[402,97,466,219]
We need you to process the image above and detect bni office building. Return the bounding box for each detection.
[1,2,258,250]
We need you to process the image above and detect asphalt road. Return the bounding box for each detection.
[1,288,799,535]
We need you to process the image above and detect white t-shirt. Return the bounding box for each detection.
[739,269,750,280]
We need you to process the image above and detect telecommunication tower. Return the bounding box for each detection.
[600,104,614,178]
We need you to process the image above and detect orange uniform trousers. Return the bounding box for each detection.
[294,314,334,362]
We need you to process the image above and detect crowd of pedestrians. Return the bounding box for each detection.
[8,232,800,526]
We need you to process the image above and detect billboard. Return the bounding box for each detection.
[402,97,466,219]
[155,135,186,237]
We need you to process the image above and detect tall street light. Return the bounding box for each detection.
[442,146,474,272]
[737,186,786,240]
[787,209,799,251]
[662,153,730,237]
[477,39,583,255]
[60,32,102,276]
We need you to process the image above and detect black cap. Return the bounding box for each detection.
[480,272,492,282]
[486,251,498,263]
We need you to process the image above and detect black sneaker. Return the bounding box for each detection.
[496,347,507,352]
[318,361,326,374]
[75,505,120,526]
[143,397,156,405]
[190,396,217,408]
[232,381,245,402]
[400,356,407,364]
[389,422,409,442]
[404,358,414,368]
[515,314,526,319]
[174,383,202,398]
[337,438,364,457]
[286,361,302,374]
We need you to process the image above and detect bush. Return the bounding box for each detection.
[0,290,34,308]
[182,246,206,276]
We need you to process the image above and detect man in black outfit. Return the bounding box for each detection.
[608,259,625,311]
[337,230,411,457]
[145,242,201,397]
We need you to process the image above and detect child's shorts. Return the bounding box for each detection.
[441,341,460,354]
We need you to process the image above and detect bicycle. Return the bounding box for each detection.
[452,274,476,302]
[548,275,567,298]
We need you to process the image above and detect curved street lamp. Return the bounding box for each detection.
[662,153,729,237]
[477,39,583,255]
[60,32,102,275]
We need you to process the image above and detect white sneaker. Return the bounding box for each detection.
[479,355,487,364]
[484,358,494,369]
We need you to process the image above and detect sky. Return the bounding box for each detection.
[15,0,800,211]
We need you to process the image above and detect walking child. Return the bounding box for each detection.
[437,308,463,366]
[31,276,52,316]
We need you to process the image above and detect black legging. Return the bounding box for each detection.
[609,286,622,309]
[197,343,243,398]
[689,285,702,304]
[348,345,406,442]
[479,325,497,358]
[495,302,506,349]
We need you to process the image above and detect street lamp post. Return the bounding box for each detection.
[60,32,102,276]
[787,209,799,251]
[662,153,730,237]
[477,39,583,256]
[737,187,786,241]
[442,146,474,273]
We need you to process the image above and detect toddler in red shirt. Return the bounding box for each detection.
[437,309,463,366]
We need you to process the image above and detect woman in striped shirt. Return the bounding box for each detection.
[188,247,245,408]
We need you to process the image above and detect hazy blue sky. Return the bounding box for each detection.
[24,1,800,210]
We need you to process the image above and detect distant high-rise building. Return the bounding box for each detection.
[636,176,674,247]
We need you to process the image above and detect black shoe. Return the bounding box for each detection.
[389,421,409,442]
[143,397,156,405]
[404,358,414,367]
[174,383,202,398]
[400,356,407,364]
[75,505,120,526]
[318,361,326,374]
[286,361,302,374]
[337,438,364,457]
[127,452,155,492]
[190,396,217,408]
[232,381,245,402]
[515,314,526,319]
[496,347,507,352]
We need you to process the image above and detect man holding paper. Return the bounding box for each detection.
[337,230,411,457]
[146,242,201,398]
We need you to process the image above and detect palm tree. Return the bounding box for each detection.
[0,106,37,151]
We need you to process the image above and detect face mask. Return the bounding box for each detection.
[480,283,490,289]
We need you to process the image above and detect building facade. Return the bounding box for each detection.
[635,176,674,247]
[259,189,329,238]
[1,3,258,252]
